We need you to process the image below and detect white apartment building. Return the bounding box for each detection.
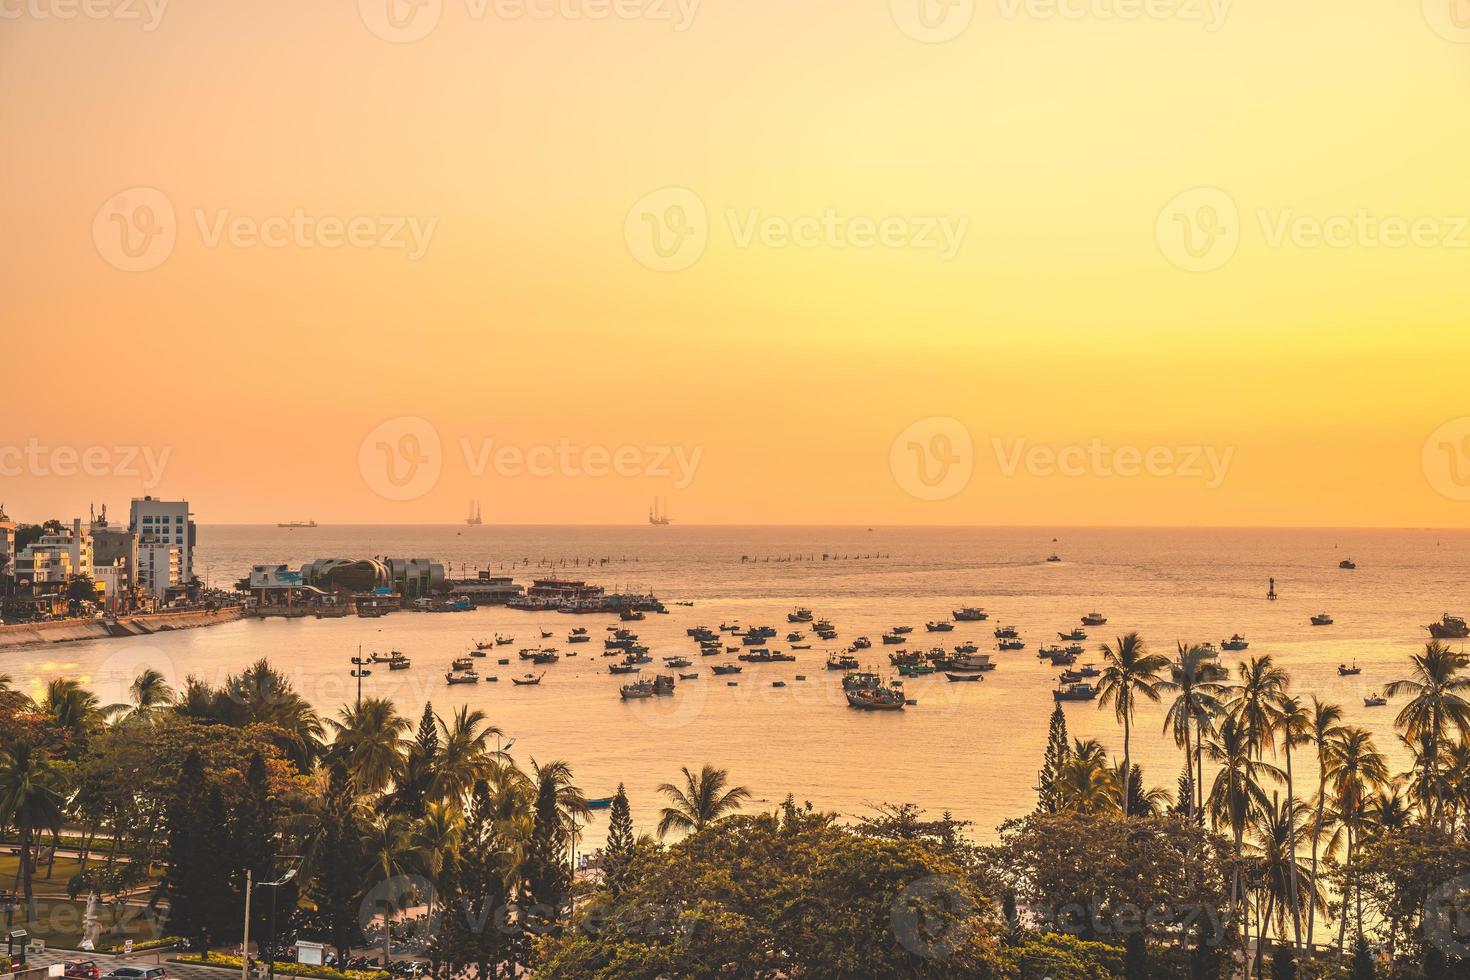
[137,543,182,599]
[129,497,194,584]
[13,518,93,584]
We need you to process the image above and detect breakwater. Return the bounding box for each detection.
[0,606,244,649]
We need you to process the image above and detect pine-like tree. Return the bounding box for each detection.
[311,761,367,966]
[397,702,440,818]
[1036,703,1071,814]
[435,780,508,979]
[234,752,278,947]
[1351,933,1376,980]
[601,784,633,898]
[164,750,231,954]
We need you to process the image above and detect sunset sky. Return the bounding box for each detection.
[4,0,1470,526]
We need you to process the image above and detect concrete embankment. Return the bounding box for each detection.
[0,606,244,649]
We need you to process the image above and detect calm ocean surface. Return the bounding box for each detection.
[6,525,1463,845]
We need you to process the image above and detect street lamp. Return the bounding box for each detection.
[246,859,300,980]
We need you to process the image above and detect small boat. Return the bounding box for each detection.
[720,622,741,632]
[608,663,638,675]
[711,663,744,675]
[1058,628,1087,641]
[531,651,560,665]
[998,638,1026,651]
[827,652,860,670]
[1427,613,1470,639]
[993,625,1020,639]
[772,681,786,688]
[786,632,804,643]
[1221,634,1249,651]
[451,656,473,671]
[1046,554,1062,563]
[678,672,699,680]
[845,687,906,711]
[851,636,872,650]
[370,650,407,663]
[811,620,833,633]
[512,673,544,686]
[495,635,514,646]
[1339,558,1356,570]
[663,656,692,669]
[469,648,487,658]
[816,629,838,640]
[1081,612,1107,626]
[952,642,978,655]
[620,679,654,700]
[791,643,812,650]
[1364,693,1387,707]
[1338,663,1362,676]
[952,606,988,621]
[586,796,615,810]
[925,621,955,633]
[945,672,983,682]
[567,632,591,644]
[738,649,797,663]
[788,607,814,623]
[948,653,996,672]
[1054,682,1097,701]
[891,625,913,635]
[475,639,496,651]
[620,608,645,622]
[446,670,480,685]
[1311,613,1334,626]
[882,632,907,645]
[388,659,412,671]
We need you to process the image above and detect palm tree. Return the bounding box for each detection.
[1304,697,1345,948]
[411,801,462,917]
[655,765,752,839]
[1321,726,1390,951]
[1384,640,1470,829]
[1274,693,1311,952]
[430,706,502,811]
[105,668,175,724]
[1160,642,1228,820]
[327,698,409,794]
[529,759,591,843]
[1204,714,1280,952]
[1095,632,1171,813]
[1055,739,1122,816]
[1228,655,1290,758]
[362,811,414,962]
[42,678,102,752]
[1245,794,1324,974]
[0,740,65,904]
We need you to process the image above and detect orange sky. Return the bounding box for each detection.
[4,1,1470,525]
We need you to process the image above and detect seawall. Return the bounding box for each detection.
[0,606,244,649]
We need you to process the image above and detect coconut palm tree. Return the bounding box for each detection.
[327,698,409,795]
[1055,739,1122,816]
[528,759,591,843]
[105,668,175,724]
[411,801,462,917]
[656,765,752,839]
[361,811,414,962]
[1205,714,1280,952]
[1384,640,1470,829]
[1160,642,1228,820]
[1245,794,1324,974]
[1321,726,1390,951]
[1095,632,1171,813]
[1305,697,1345,948]
[1228,655,1290,759]
[1273,693,1312,951]
[430,706,502,811]
[42,678,102,752]
[0,740,65,904]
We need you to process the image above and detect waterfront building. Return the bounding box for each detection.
[137,542,182,599]
[13,518,93,584]
[445,571,524,606]
[300,556,443,597]
[93,559,127,612]
[0,503,15,574]
[129,496,195,584]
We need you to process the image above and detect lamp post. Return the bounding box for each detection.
[254,862,299,980]
[351,646,372,710]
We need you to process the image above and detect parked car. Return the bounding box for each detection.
[64,960,100,980]
[102,968,166,980]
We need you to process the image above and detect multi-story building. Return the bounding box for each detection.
[129,496,194,584]
[136,543,182,599]
[13,518,93,584]
[0,503,15,575]
[93,559,127,612]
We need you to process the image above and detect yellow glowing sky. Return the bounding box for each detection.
[4,1,1470,525]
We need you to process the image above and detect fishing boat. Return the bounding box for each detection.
[720,622,741,632]
[370,650,406,663]
[567,627,591,643]
[388,658,412,671]
[663,656,693,669]
[892,625,913,634]
[791,644,812,650]
[1221,634,1249,651]
[998,638,1026,651]
[827,652,860,670]
[531,651,560,665]
[882,632,906,645]
[678,672,699,680]
[1047,650,1076,665]
[620,608,645,622]
[1339,558,1356,570]
[469,648,487,658]
[993,625,1020,639]
[1058,628,1087,641]
[474,639,496,651]
[786,632,804,643]
[952,606,988,621]
[1364,693,1387,707]
[540,629,554,639]
[711,663,743,676]
[1427,614,1470,639]
[845,686,906,711]
[1081,612,1107,626]
[1338,663,1362,676]
[897,662,935,677]
[788,607,814,623]
[1046,554,1062,563]
[586,796,614,810]
[948,653,996,672]
[925,621,955,633]
[495,634,515,645]
[446,670,480,685]
[738,649,797,663]
[945,672,983,682]
[608,663,638,675]
[620,679,655,700]
[451,656,473,671]
[512,673,544,686]
[952,641,978,655]
[812,620,833,633]
[772,680,787,688]
[1310,613,1334,626]
[851,636,872,650]
[1054,682,1097,701]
